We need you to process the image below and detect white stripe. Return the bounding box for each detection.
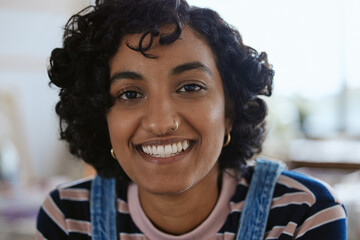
[119,233,146,236]
[229,200,245,212]
[59,175,95,189]
[222,231,236,236]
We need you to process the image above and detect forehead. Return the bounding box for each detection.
[109,27,218,75]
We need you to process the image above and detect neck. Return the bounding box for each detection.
[138,166,221,235]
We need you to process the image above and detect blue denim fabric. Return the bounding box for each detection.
[90,159,283,240]
[90,175,117,240]
[236,159,284,240]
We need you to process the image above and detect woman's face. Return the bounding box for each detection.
[107,27,232,195]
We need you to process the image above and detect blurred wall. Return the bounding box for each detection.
[0,0,91,180]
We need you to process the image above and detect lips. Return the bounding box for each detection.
[137,140,192,158]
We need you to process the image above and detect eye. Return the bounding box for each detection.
[117,90,143,100]
[177,83,205,93]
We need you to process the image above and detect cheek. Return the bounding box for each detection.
[106,110,135,148]
[192,98,227,149]
[206,94,227,126]
[107,114,121,144]
[106,111,136,176]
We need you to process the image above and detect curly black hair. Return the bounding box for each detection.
[49,0,274,180]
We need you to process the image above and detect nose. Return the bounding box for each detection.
[141,96,180,135]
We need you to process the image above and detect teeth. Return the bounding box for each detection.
[165,145,172,155]
[147,146,153,154]
[171,143,177,154]
[141,140,191,157]
[177,142,182,151]
[158,146,164,155]
[183,141,189,150]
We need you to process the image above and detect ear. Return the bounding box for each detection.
[225,118,233,132]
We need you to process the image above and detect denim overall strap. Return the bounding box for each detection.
[90,175,117,240]
[236,159,284,240]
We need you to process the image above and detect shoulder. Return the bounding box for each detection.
[36,176,130,239]
[268,169,347,239]
[43,176,95,212]
[231,166,343,206]
[229,165,347,239]
[54,175,95,201]
[43,175,95,215]
[36,176,95,239]
[275,170,342,205]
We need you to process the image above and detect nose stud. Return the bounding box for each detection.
[171,120,179,132]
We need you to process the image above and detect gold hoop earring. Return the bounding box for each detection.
[110,148,116,159]
[223,131,231,147]
[171,120,179,132]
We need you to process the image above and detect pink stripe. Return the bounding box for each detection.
[66,219,92,235]
[272,192,315,209]
[229,200,245,212]
[303,175,342,204]
[265,222,297,239]
[117,198,129,213]
[119,233,147,240]
[59,189,90,201]
[278,175,316,200]
[42,195,67,233]
[212,232,235,240]
[35,230,46,240]
[295,205,346,238]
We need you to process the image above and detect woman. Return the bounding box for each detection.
[36,0,347,239]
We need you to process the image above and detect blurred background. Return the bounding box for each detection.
[0,0,359,239]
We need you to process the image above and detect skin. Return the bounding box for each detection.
[107,27,232,235]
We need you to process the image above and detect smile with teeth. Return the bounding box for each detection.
[140,140,191,158]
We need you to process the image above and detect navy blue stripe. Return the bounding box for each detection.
[68,232,92,240]
[296,219,346,240]
[230,185,248,202]
[36,208,68,239]
[65,180,92,190]
[36,168,346,239]
[273,183,304,197]
[282,171,335,202]
[62,199,90,221]
[218,212,241,233]
[117,213,143,234]
[268,204,310,227]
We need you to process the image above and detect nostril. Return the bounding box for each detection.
[140,117,180,136]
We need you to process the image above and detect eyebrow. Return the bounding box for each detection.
[110,61,213,83]
[170,61,213,77]
[110,71,144,83]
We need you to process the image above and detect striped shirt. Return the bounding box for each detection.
[36,168,347,239]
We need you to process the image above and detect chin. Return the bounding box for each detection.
[141,180,193,196]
